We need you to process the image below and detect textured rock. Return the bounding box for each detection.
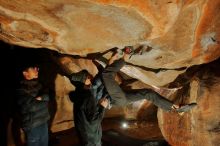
[0,0,219,70]
[158,60,220,146]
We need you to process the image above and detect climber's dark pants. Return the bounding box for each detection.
[102,59,173,111]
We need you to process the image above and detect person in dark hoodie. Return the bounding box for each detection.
[68,69,109,146]
[101,48,197,113]
[16,62,50,146]
[67,48,196,146]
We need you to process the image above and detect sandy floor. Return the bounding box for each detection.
[50,118,168,146]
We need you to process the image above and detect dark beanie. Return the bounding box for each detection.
[20,61,39,71]
[69,70,89,83]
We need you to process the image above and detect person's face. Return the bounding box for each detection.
[23,67,39,80]
[84,74,93,86]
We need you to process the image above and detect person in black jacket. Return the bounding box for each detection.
[67,49,196,146]
[68,70,109,146]
[102,50,197,113]
[16,63,50,146]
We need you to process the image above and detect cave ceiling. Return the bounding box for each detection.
[0,0,220,86]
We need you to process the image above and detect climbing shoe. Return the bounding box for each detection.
[176,103,197,113]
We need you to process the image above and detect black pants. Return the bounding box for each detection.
[102,59,173,111]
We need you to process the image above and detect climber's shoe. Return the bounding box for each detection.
[176,103,197,113]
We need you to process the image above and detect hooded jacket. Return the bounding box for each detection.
[16,79,50,130]
[69,76,108,146]
[69,83,104,146]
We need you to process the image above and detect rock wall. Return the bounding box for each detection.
[0,0,219,69]
[158,59,220,146]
